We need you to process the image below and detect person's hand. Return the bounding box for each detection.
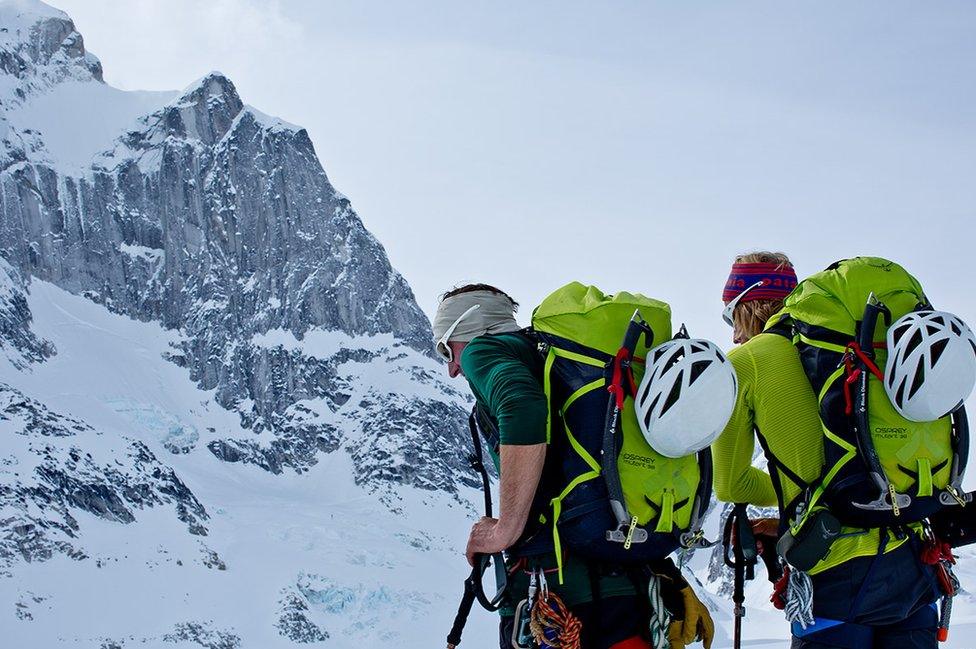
[730,517,779,554]
[667,586,714,649]
[750,517,779,554]
[464,516,509,565]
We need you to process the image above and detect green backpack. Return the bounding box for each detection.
[529,282,712,580]
[766,257,970,530]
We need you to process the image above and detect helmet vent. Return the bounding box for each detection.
[952,320,963,336]
[895,376,907,406]
[659,374,683,416]
[908,359,926,400]
[662,349,685,373]
[688,360,711,386]
[905,329,924,357]
[643,404,654,429]
[930,338,949,367]
[969,339,976,358]
[892,322,911,344]
[926,325,941,336]
[647,392,662,416]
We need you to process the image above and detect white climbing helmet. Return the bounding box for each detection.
[884,310,976,422]
[635,336,738,458]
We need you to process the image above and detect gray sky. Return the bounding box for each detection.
[55,0,976,348]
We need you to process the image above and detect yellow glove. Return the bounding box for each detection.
[666,586,714,649]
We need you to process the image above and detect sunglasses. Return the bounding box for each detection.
[436,304,481,362]
[722,280,765,327]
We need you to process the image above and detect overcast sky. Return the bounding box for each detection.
[55,0,976,348]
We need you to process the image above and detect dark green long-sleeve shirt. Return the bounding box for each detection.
[460,333,548,446]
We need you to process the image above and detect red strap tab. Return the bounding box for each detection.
[608,348,630,409]
[770,566,790,610]
[847,342,884,382]
[843,365,861,416]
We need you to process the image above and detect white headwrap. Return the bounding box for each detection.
[432,290,520,344]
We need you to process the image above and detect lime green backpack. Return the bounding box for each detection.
[766,257,970,529]
[529,282,712,579]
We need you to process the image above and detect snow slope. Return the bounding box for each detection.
[0,278,496,648]
[5,79,176,174]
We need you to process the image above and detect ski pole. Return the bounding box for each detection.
[723,503,758,649]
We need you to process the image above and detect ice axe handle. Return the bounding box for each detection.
[446,577,476,649]
[624,310,653,351]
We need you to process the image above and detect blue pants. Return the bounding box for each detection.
[791,540,941,649]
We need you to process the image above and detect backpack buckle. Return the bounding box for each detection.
[853,480,912,514]
[606,518,648,547]
[941,485,970,507]
[679,529,714,549]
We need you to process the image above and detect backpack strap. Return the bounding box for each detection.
[764,317,795,341]
[754,425,810,509]
[468,407,495,516]
[471,404,500,458]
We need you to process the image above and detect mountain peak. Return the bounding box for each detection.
[0,0,102,90]
[0,0,68,28]
[180,71,238,103]
[161,72,243,145]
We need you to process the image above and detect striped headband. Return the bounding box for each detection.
[723,262,798,303]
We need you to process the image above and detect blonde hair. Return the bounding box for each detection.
[730,251,794,341]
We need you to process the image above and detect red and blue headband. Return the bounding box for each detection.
[723,262,798,303]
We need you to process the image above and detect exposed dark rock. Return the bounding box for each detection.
[0,383,209,568]
[163,622,241,649]
[276,590,329,644]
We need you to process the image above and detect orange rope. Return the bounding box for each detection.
[530,591,582,649]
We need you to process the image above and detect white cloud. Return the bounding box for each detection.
[45,1,976,350]
[57,0,303,92]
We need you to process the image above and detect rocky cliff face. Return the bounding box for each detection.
[0,258,53,368]
[0,1,474,498]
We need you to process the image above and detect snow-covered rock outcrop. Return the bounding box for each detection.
[0,256,52,368]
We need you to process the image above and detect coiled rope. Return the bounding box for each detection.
[647,573,673,649]
[785,568,815,630]
[530,589,582,649]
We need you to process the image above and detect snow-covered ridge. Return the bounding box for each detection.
[0,0,101,98]
[0,0,73,59]
[89,73,304,176]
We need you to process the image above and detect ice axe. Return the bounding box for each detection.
[445,412,507,648]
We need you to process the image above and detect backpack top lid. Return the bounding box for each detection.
[532,282,672,357]
[766,257,928,340]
